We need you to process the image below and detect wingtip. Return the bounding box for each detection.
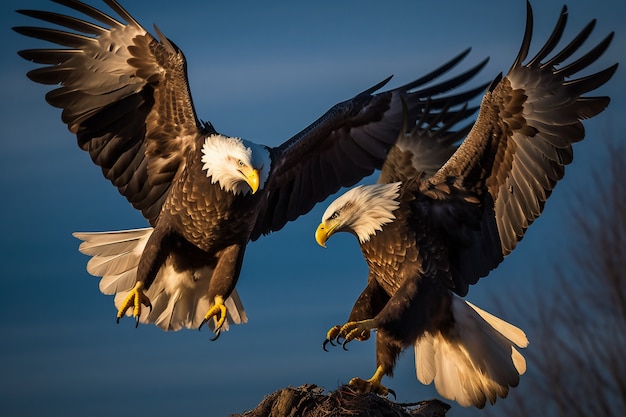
[457,47,472,61]
[488,73,503,92]
[357,75,394,97]
[510,0,534,70]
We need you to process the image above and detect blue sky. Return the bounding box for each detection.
[1,1,624,416]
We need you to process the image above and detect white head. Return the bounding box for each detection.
[201,134,271,195]
[315,182,402,246]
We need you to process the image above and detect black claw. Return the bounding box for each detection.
[323,339,331,352]
[135,316,140,328]
[198,318,208,331]
[116,317,121,324]
[387,388,396,400]
[209,330,221,342]
[341,339,350,351]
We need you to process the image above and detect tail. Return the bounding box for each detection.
[73,228,247,332]
[414,295,527,408]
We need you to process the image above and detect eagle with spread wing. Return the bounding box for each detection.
[14,0,488,336]
[315,2,617,407]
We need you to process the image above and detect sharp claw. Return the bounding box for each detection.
[116,317,121,324]
[135,316,140,328]
[210,320,225,340]
[342,339,350,351]
[198,318,208,331]
[388,388,396,399]
[323,339,331,352]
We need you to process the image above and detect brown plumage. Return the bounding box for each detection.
[14,0,487,335]
[316,2,617,408]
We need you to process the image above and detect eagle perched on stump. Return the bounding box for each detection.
[316,1,617,408]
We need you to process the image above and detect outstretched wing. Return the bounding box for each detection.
[251,50,489,240]
[14,0,208,225]
[420,2,617,295]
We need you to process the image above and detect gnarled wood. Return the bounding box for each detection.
[232,384,450,417]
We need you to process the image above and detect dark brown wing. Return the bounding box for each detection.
[250,50,489,240]
[420,2,617,295]
[14,0,207,225]
[377,97,482,184]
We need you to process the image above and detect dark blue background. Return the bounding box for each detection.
[1,1,624,416]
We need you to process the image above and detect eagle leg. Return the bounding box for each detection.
[116,281,152,328]
[199,295,227,340]
[349,365,395,398]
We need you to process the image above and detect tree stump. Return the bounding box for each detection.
[231,384,450,417]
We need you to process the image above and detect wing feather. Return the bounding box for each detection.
[15,0,207,225]
[378,102,479,184]
[420,1,616,294]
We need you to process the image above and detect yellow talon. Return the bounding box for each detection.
[323,319,375,351]
[323,325,341,351]
[116,282,152,327]
[341,318,377,343]
[199,296,227,339]
[327,325,341,341]
[349,366,393,397]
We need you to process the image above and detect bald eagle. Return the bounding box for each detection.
[14,0,488,336]
[315,2,617,408]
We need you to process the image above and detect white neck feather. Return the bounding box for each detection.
[324,182,402,243]
[201,134,271,195]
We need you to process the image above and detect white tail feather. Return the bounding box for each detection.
[465,300,529,351]
[74,228,247,332]
[98,269,138,295]
[414,295,528,408]
[74,228,150,280]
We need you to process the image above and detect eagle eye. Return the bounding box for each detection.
[329,211,339,220]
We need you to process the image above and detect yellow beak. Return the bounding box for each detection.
[245,169,260,194]
[315,223,330,248]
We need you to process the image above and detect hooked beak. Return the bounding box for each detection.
[245,168,260,194]
[315,223,330,248]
